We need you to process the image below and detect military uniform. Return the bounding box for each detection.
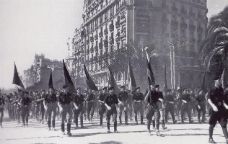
[180,91,192,123]
[105,92,118,132]
[20,92,32,126]
[98,92,107,126]
[0,94,5,127]
[73,93,85,128]
[59,91,73,136]
[164,92,176,124]
[44,92,58,130]
[195,91,206,123]
[86,92,96,121]
[118,91,129,124]
[132,90,144,124]
[146,89,162,133]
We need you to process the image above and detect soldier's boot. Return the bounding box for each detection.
[114,121,117,133]
[80,115,84,128]
[75,118,79,128]
[67,123,72,136]
[152,120,155,130]
[61,123,65,134]
[135,115,138,124]
[107,122,110,133]
[125,112,128,125]
[141,116,144,124]
[100,115,103,126]
[119,116,122,125]
[52,120,55,130]
[162,120,167,130]
[48,120,51,130]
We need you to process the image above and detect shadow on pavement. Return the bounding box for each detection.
[89,141,122,144]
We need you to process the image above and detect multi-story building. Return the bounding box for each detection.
[69,0,208,90]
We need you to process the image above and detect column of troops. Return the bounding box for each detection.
[0,85,208,134]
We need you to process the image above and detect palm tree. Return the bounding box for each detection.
[201,6,228,87]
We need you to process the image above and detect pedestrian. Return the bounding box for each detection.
[0,90,5,127]
[164,89,176,124]
[180,89,193,123]
[86,89,96,121]
[98,87,108,126]
[196,89,206,123]
[132,87,144,124]
[20,90,32,127]
[118,86,129,125]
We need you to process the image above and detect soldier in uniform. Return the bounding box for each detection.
[44,88,58,130]
[208,80,228,143]
[180,89,193,123]
[0,90,5,127]
[86,89,96,121]
[118,86,129,125]
[98,87,108,126]
[20,90,32,126]
[58,87,73,136]
[132,87,144,124]
[164,89,176,124]
[195,89,206,123]
[104,87,118,133]
[73,88,85,128]
[145,85,164,136]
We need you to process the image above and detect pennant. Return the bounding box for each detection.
[128,61,137,91]
[12,63,25,89]
[164,64,168,91]
[48,71,54,89]
[108,66,119,94]
[63,60,75,92]
[145,47,155,86]
[84,65,98,91]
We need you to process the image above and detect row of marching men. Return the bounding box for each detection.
[0,84,208,135]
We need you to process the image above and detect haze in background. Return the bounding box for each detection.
[0,0,227,89]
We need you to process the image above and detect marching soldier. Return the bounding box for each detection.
[145,85,164,136]
[58,87,73,136]
[208,80,228,143]
[20,90,32,126]
[132,87,144,124]
[73,88,85,128]
[164,89,176,124]
[180,89,193,123]
[105,87,118,133]
[0,90,5,127]
[195,89,206,123]
[98,87,108,126]
[86,89,96,121]
[118,86,129,125]
[44,88,58,130]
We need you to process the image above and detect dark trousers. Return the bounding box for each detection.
[119,103,128,124]
[133,101,144,124]
[99,103,106,125]
[46,102,57,128]
[165,103,176,123]
[87,101,95,121]
[0,108,4,126]
[146,105,160,131]
[106,107,117,131]
[181,103,192,123]
[74,104,84,128]
[61,104,72,133]
[21,105,30,126]
[196,103,206,123]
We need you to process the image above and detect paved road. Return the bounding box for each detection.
[0,118,227,144]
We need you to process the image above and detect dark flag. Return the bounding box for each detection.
[48,71,54,89]
[84,65,98,91]
[63,60,75,92]
[164,64,168,91]
[108,66,119,93]
[128,61,137,91]
[145,47,155,86]
[12,63,25,89]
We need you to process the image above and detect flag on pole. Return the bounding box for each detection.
[48,71,54,89]
[12,63,25,89]
[128,61,137,91]
[63,60,75,92]
[84,65,98,91]
[145,47,155,86]
[108,66,119,93]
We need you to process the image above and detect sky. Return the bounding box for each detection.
[0,0,227,89]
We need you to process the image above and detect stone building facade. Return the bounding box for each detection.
[69,0,208,90]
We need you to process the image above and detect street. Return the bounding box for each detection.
[0,118,227,144]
